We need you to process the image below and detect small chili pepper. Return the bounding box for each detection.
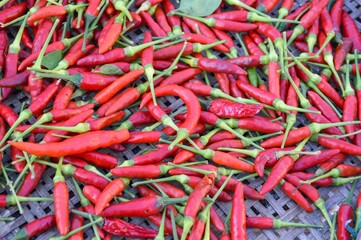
[73,152,118,169]
[82,185,102,205]
[315,153,346,176]
[334,38,353,71]
[140,11,167,37]
[12,215,56,240]
[330,0,343,34]
[0,70,30,88]
[280,179,314,213]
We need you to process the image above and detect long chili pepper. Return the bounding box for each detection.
[32,19,53,53]
[0,70,30,88]
[0,2,27,25]
[307,90,342,124]
[334,38,353,71]
[82,0,102,51]
[12,214,56,240]
[342,10,361,51]
[303,164,361,184]
[160,68,202,86]
[0,29,7,77]
[236,81,319,114]
[201,99,263,118]
[188,172,234,239]
[266,39,281,100]
[342,59,358,139]
[230,182,247,240]
[315,135,361,156]
[53,82,75,110]
[16,162,47,197]
[0,80,61,148]
[100,195,187,217]
[54,44,95,71]
[246,216,321,229]
[355,191,361,232]
[162,139,255,172]
[260,137,311,195]
[353,51,361,123]
[287,0,329,45]
[27,4,86,26]
[330,0,343,35]
[18,34,83,71]
[260,120,358,148]
[72,152,118,169]
[68,208,85,240]
[53,158,69,236]
[292,149,340,172]
[95,178,126,214]
[9,129,130,157]
[118,110,159,129]
[284,174,333,230]
[180,174,214,240]
[314,153,346,177]
[77,34,177,66]
[280,178,314,213]
[140,11,167,37]
[337,181,357,240]
[155,7,172,34]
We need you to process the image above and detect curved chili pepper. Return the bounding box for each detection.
[53,161,69,236]
[337,183,356,240]
[140,84,201,148]
[0,70,30,87]
[0,3,27,25]
[17,163,47,197]
[82,185,102,205]
[281,180,313,213]
[330,0,343,34]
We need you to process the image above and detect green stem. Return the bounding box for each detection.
[154,210,167,240]
[32,19,60,70]
[225,0,270,18]
[169,209,179,240]
[2,167,23,214]
[273,219,322,228]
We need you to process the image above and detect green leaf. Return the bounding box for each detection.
[41,50,63,70]
[177,0,222,17]
[98,64,124,75]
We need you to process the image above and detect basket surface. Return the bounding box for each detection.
[1,0,361,239]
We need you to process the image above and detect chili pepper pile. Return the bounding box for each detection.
[1,0,361,239]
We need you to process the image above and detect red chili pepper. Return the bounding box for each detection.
[12,215,56,239]
[99,14,124,54]
[230,182,247,240]
[17,163,47,197]
[100,195,186,217]
[140,11,167,37]
[0,3,27,25]
[288,0,329,44]
[342,10,361,51]
[83,185,102,205]
[315,153,346,176]
[337,183,356,240]
[95,178,125,214]
[53,160,70,236]
[72,152,118,169]
[330,0,343,34]
[69,208,84,240]
[8,129,130,157]
[32,19,53,52]
[281,180,314,213]
[0,70,31,88]
[246,216,320,228]
[292,149,340,172]
[152,182,187,198]
[204,98,263,118]
[160,68,202,86]
[307,90,341,123]
[155,7,172,33]
[102,218,158,238]
[182,174,215,239]
[243,34,264,56]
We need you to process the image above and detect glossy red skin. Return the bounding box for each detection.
[17,163,47,197]
[83,185,101,205]
[213,151,255,173]
[208,99,263,118]
[337,205,354,240]
[260,156,294,195]
[95,179,125,214]
[111,164,162,178]
[152,182,187,199]
[330,0,343,33]
[334,38,353,70]
[231,183,247,240]
[246,217,274,228]
[69,208,84,240]
[318,136,361,155]
[260,126,312,148]
[74,152,117,169]
[161,68,202,86]
[133,145,179,165]
[343,95,358,139]
[284,174,320,202]
[281,181,313,212]
[0,3,27,24]
[292,149,340,172]
[342,10,361,51]
[74,168,110,190]
[54,181,69,235]
[21,215,56,238]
